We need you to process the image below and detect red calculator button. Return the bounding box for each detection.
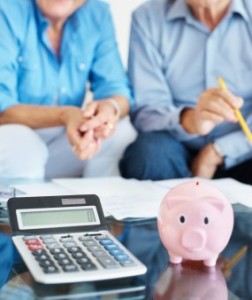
[25,239,41,245]
[28,244,44,251]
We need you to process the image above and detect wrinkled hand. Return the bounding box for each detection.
[61,106,101,160]
[191,144,223,179]
[181,88,244,135]
[80,100,119,140]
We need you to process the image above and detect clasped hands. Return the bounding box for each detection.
[181,88,244,178]
[63,99,119,160]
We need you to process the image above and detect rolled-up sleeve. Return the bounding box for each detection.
[0,8,19,112]
[215,117,252,168]
[89,7,133,106]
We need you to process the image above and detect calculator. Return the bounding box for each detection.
[7,194,147,284]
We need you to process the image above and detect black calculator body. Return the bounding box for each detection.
[7,194,147,284]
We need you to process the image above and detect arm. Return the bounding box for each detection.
[128,11,190,139]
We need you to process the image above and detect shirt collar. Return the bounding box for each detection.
[231,0,249,23]
[166,0,250,23]
[34,0,83,35]
[166,0,191,21]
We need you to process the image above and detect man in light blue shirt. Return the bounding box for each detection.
[0,0,136,179]
[120,0,252,183]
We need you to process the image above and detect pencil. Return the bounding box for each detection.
[222,245,248,271]
[217,77,252,143]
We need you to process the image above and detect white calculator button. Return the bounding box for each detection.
[71,252,86,259]
[46,243,60,249]
[43,265,59,274]
[97,256,119,269]
[63,242,77,248]
[54,253,69,260]
[82,240,97,247]
[40,235,54,240]
[91,250,108,257]
[80,262,97,271]
[86,245,103,252]
[62,265,78,272]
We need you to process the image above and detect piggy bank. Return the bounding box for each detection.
[157,181,234,267]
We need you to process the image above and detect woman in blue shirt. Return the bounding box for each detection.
[0,0,136,178]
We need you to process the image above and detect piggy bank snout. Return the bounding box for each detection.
[182,228,206,251]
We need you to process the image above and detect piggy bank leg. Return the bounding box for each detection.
[169,252,183,264]
[204,256,218,267]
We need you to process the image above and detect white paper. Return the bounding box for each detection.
[53,177,168,219]
[12,182,72,197]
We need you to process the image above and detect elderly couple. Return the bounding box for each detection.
[1,0,252,184]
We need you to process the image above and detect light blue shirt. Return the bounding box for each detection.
[0,0,132,112]
[129,0,252,168]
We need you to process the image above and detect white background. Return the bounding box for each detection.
[109,0,147,66]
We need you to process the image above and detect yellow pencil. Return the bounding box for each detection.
[222,245,248,272]
[217,77,252,143]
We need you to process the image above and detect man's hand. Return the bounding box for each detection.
[191,144,224,179]
[181,88,244,135]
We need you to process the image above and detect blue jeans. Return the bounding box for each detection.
[120,130,252,184]
[120,131,193,180]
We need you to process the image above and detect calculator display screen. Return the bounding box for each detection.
[17,206,100,230]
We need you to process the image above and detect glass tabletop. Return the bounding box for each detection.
[0,179,251,299]
[0,205,251,300]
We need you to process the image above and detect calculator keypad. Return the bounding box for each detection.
[22,233,136,275]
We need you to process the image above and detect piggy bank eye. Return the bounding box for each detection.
[179,215,186,223]
[204,217,209,225]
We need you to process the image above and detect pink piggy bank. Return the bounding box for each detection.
[158,181,234,267]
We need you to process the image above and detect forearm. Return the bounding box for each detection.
[0,104,77,128]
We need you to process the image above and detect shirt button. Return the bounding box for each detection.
[18,56,23,63]
[79,63,86,71]
[60,87,67,94]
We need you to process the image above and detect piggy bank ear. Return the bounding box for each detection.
[201,197,225,212]
[165,196,191,210]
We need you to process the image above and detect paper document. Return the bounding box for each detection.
[53,177,168,219]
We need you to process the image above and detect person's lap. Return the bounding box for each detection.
[0,117,137,179]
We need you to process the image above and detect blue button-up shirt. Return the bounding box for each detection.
[129,0,252,168]
[0,0,132,112]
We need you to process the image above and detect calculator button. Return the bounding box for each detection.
[46,243,60,250]
[63,242,77,248]
[98,239,114,246]
[43,266,59,273]
[97,256,119,269]
[25,239,41,245]
[39,260,55,267]
[67,247,82,253]
[71,252,86,259]
[28,244,44,251]
[32,250,47,256]
[54,253,69,260]
[114,254,130,261]
[62,264,78,272]
[91,250,108,257]
[82,240,97,247]
[35,254,50,261]
[76,257,91,265]
[79,236,94,242]
[86,245,103,252]
[58,258,73,266]
[109,249,125,256]
[80,262,97,271]
[60,236,74,243]
[120,260,136,267]
[103,244,119,251]
[50,248,65,255]
[42,238,57,244]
